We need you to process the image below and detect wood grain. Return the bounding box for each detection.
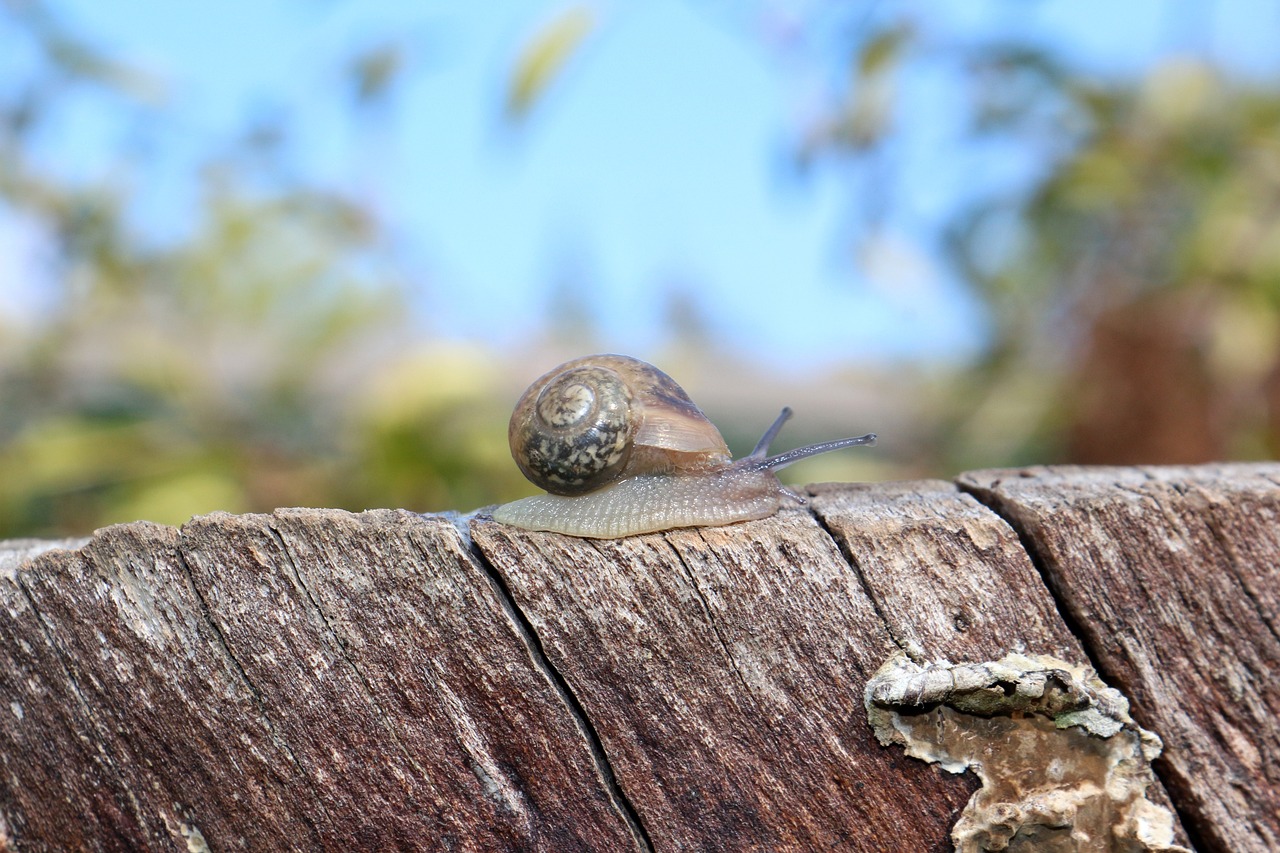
[807,479,1081,662]
[959,463,1280,853]
[1,510,638,851]
[472,508,977,852]
[2,467,1274,851]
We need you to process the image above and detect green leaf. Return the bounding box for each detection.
[504,5,597,123]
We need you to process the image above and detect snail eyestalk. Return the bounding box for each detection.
[739,407,876,473]
[751,433,877,473]
[747,407,794,459]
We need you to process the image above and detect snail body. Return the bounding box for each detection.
[493,354,875,538]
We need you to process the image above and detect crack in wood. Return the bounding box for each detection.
[954,480,1108,676]
[803,498,912,659]
[464,531,655,852]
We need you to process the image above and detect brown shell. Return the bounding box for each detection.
[508,354,730,495]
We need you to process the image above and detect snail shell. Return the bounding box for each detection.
[493,354,876,538]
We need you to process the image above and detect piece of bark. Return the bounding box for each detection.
[472,508,979,852]
[959,463,1280,853]
[1,510,639,851]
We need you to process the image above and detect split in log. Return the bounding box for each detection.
[1,463,1276,851]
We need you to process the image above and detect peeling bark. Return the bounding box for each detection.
[866,653,1187,852]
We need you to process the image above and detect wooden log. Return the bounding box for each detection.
[0,464,1275,851]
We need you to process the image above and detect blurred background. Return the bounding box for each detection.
[3,0,1279,537]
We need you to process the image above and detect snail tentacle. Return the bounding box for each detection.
[745,432,878,473]
[747,407,793,460]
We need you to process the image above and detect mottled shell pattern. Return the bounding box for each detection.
[495,354,876,538]
[507,354,730,495]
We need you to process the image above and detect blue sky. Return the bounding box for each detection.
[6,0,1280,372]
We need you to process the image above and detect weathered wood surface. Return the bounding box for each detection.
[1,514,639,851]
[0,463,1276,851]
[472,511,977,851]
[959,464,1280,853]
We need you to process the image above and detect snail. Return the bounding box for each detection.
[491,354,875,538]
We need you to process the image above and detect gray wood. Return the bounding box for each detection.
[472,509,976,851]
[959,463,1280,853]
[807,479,1081,663]
[1,466,1274,851]
[1,510,637,851]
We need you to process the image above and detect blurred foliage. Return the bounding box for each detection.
[798,15,1280,471]
[0,1,531,537]
[504,4,597,124]
[949,57,1280,466]
[3,1,1279,538]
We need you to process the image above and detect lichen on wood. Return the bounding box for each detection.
[866,653,1189,852]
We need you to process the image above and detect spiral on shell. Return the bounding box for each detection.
[509,363,636,496]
